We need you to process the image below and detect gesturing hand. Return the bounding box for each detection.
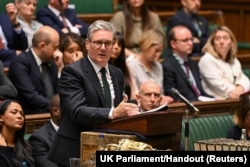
[113,95,140,119]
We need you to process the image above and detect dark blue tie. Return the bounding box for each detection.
[100,68,111,107]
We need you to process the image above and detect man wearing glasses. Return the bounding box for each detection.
[162,25,212,102]
[48,20,140,167]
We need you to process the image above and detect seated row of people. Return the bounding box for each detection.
[1,0,211,68]
[0,0,88,67]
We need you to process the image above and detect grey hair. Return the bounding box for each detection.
[87,20,116,40]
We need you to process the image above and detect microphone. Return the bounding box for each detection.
[171,88,200,116]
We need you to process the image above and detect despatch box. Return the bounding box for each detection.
[80,131,137,163]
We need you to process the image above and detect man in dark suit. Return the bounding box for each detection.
[167,0,210,56]
[29,94,60,167]
[48,20,140,167]
[36,0,88,38]
[8,26,59,114]
[0,4,28,67]
[163,25,211,102]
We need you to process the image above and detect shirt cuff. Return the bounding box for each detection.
[108,107,114,120]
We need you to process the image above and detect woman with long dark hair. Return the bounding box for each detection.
[0,100,34,167]
[110,0,164,58]
[109,32,138,99]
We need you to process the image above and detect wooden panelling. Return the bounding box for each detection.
[142,0,250,44]
[24,99,239,134]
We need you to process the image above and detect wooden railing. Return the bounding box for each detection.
[25,113,50,134]
[77,10,224,26]
[24,99,239,134]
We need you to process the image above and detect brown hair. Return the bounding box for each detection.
[233,93,250,128]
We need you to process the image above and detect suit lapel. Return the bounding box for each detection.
[84,58,106,107]
[170,55,194,89]
[47,122,57,143]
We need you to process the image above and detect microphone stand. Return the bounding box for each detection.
[184,107,190,151]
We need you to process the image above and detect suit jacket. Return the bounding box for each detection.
[36,6,88,38]
[48,57,124,167]
[167,9,210,56]
[0,146,14,167]
[28,121,58,167]
[8,50,58,114]
[0,60,17,100]
[162,50,210,101]
[0,13,28,67]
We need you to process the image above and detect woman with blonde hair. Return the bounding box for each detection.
[198,26,250,100]
[127,29,173,104]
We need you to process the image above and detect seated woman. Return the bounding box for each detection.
[0,100,34,167]
[198,26,250,100]
[127,29,173,104]
[227,91,250,140]
[0,60,17,101]
[12,0,43,48]
[109,32,138,100]
[110,0,164,58]
[55,33,86,77]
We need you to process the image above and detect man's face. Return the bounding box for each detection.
[51,0,69,10]
[136,82,162,111]
[171,26,193,58]
[182,0,201,15]
[86,30,114,67]
[41,33,60,62]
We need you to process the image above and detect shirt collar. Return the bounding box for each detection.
[48,4,61,17]
[50,119,59,132]
[31,48,42,67]
[87,55,109,74]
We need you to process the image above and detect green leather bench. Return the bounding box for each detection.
[181,114,234,150]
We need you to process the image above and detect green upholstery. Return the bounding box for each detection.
[0,0,114,14]
[237,42,250,50]
[24,133,31,141]
[73,0,114,14]
[243,69,250,79]
[181,114,234,150]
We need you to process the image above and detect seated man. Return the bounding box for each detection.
[162,25,212,102]
[29,94,60,167]
[0,4,28,67]
[167,0,210,56]
[8,26,59,114]
[136,80,167,112]
[36,0,88,38]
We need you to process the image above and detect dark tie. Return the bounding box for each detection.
[183,61,200,97]
[100,68,111,107]
[41,63,54,99]
[60,12,68,28]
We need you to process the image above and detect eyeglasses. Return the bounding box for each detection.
[89,40,114,49]
[174,37,194,43]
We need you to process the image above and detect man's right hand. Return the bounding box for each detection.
[113,95,140,119]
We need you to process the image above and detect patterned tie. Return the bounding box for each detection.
[60,12,69,28]
[41,63,54,99]
[183,61,200,97]
[100,68,111,107]
[0,36,3,49]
